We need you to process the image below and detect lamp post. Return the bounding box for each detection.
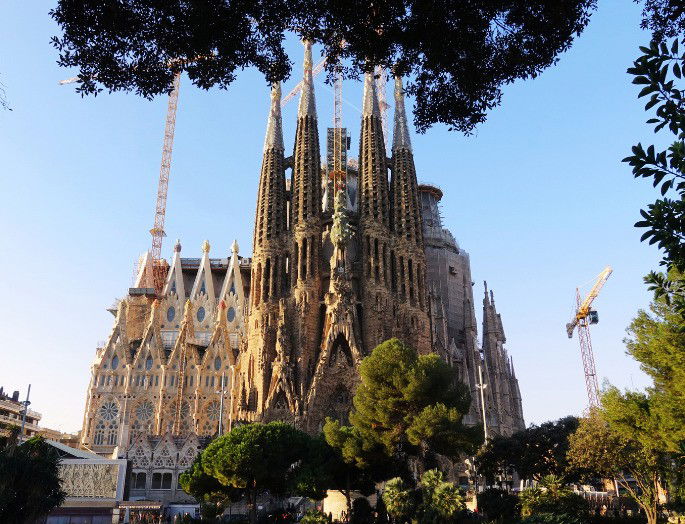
[228,365,236,433]
[216,365,236,436]
[20,384,31,441]
[477,364,488,441]
[216,373,227,436]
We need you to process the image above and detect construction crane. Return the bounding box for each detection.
[59,71,181,296]
[148,71,180,295]
[281,56,328,106]
[566,266,613,409]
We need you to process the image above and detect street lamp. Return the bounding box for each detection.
[476,364,488,441]
[228,365,236,433]
[20,384,31,441]
[216,365,236,436]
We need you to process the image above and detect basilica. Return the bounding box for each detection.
[80,42,524,463]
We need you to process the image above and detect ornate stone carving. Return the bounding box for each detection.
[59,463,120,499]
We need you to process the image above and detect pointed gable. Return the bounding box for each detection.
[164,240,185,298]
[191,240,216,301]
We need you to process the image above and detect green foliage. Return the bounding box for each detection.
[477,488,520,521]
[640,1,685,42]
[179,452,243,518]
[199,422,328,523]
[382,477,415,522]
[417,469,465,522]
[623,38,685,314]
[518,476,587,520]
[476,416,580,484]
[567,413,661,524]
[382,470,464,524]
[519,514,585,524]
[350,497,373,524]
[49,0,596,135]
[300,510,329,524]
[347,339,481,464]
[0,430,66,524]
[623,296,685,450]
[587,517,646,524]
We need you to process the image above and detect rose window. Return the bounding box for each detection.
[136,401,154,421]
[99,401,119,421]
[206,401,221,421]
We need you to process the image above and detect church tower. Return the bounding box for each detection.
[390,76,431,354]
[358,72,393,352]
[244,81,289,416]
[289,41,324,407]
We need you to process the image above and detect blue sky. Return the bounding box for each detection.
[0,1,664,432]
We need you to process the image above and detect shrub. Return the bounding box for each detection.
[520,514,585,524]
[519,476,588,519]
[300,510,329,524]
[351,498,373,524]
[477,488,519,520]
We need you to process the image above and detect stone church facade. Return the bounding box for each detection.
[80,43,524,457]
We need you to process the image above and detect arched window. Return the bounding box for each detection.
[214,356,222,371]
[145,354,153,371]
[132,471,147,490]
[197,306,206,322]
[93,420,105,445]
[93,400,120,447]
[227,307,236,322]
[166,306,175,322]
[111,355,119,370]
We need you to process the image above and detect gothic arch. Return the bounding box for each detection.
[329,333,353,367]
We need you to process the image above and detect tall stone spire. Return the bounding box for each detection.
[254,83,287,251]
[298,41,317,118]
[359,71,390,227]
[392,76,412,152]
[264,82,284,151]
[362,71,381,117]
[391,75,422,246]
[291,40,322,229]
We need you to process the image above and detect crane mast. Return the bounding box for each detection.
[148,71,181,296]
[566,266,612,409]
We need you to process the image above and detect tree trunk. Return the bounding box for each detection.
[249,486,257,524]
[345,473,352,521]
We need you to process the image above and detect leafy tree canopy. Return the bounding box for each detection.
[623,38,685,314]
[0,429,66,524]
[518,475,587,520]
[476,416,580,484]
[179,451,243,519]
[640,0,685,41]
[624,292,685,450]
[343,338,481,464]
[567,411,663,524]
[477,488,520,521]
[50,0,596,134]
[199,422,326,523]
[382,469,464,524]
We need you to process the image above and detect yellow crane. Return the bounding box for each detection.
[566,266,613,409]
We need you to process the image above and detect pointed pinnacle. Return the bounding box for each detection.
[264,82,284,151]
[362,71,380,117]
[392,76,412,152]
[298,41,317,118]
